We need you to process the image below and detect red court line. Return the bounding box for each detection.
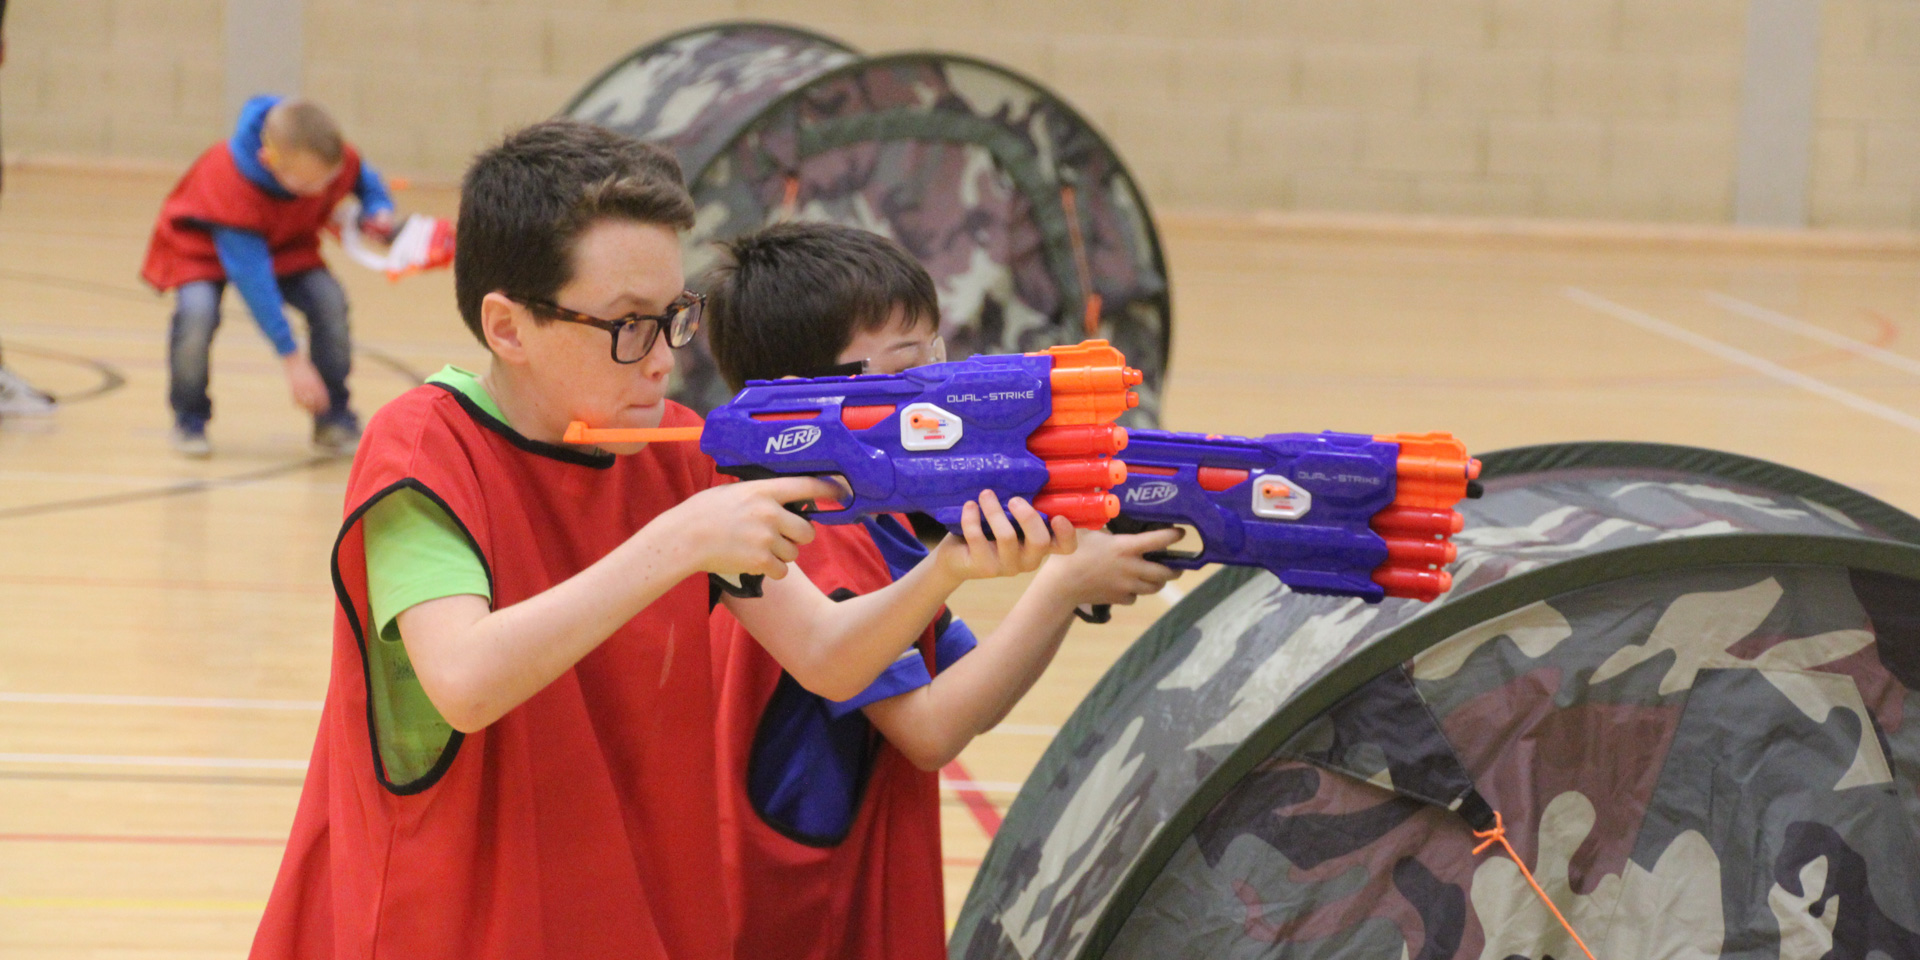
[0,573,324,595]
[942,759,1003,839]
[0,832,283,847]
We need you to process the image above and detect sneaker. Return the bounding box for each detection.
[170,424,212,459]
[313,415,363,456]
[0,367,56,416]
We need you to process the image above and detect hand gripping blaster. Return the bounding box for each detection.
[1110,430,1480,604]
[564,340,1144,592]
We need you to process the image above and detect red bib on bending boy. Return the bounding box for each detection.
[710,519,951,960]
[140,143,361,291]
[250,383,730,960]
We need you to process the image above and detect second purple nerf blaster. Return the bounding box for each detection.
[1104,429,1480,611]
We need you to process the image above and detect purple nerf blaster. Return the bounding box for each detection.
[567,341,1141,598]
[1109,429,1480,606]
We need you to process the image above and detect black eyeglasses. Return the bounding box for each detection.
[510,292,704,364]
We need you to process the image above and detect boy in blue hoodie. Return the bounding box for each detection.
[142,96,394,456]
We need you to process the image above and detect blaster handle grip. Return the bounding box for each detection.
[710,464,820,600]
[714,572,766,600]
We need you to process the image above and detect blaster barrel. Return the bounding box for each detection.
[1044,457,1129,491]
[1027,424,1129,458]
[1371,506,1466,537]
[1384,537,1458,566]
[1372,566,1453,602]
[1034,491,1121,528]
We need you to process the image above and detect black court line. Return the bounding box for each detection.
[0,268,433,520]
[0,454,340,521]
[2,341,128,404]
[0,769,304,788]
[0,267,157,304]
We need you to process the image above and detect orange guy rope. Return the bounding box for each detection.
[1059,185,1104,335]
[1471,812,1599,960]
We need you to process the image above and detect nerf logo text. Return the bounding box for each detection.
[1125,481,1180,506]
[946,390,1036,404]
[766,425,822,455]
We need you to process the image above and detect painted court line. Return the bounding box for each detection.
[0,896,267,912]
[1705,292,1920,378]
[0,692,322,710]
[989,724,1060,737]
[0,753,307,770]
[1564,287,1920,435]
[937,775,1025,795]
[0,832,282,847]
[941,759,1005,837]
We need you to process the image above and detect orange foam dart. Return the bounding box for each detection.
[563,421,705,445]
[1371,506,1464,539]
[1043,457,1127,491]
[1033,491,1122,529]
[1373,566,1452,602]
[1050,364,1144,394]
[1046,390,1141,426]
[1384,537,1458,566]
[1028,424,1129,458]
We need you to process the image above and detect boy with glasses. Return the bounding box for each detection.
[703,222,1183,960]
[248,122,1069,960]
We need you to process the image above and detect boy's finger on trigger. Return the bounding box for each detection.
[773,510,814,545]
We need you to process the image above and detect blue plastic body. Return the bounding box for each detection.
[1112,429,1401,602]
[701,353,1058,534]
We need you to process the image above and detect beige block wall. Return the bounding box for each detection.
[1810,0,1920,228]
[1,0,1914,229]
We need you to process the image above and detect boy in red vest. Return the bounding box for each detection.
[248,121,1072,960]
[703,222,1184,960]
[142,96,396,457]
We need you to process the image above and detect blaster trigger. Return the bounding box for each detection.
[714,572,766,600]
[1466,479,1485,499]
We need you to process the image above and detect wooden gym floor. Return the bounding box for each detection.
[0,164,1916,958]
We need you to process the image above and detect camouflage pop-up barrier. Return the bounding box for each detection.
[953,442,1920,960]
[565,22,1171,425]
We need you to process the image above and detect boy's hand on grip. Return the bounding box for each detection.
[662,477,837,586]
[934,490,1078,583]
[1038,527,1184,608]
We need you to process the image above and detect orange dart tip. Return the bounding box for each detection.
[562,421,705,445]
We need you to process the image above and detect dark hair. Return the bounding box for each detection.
[264,100,345,166]
[704,222,939,389]
[454,120,696,345]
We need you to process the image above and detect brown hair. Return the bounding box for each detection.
[703,222,939,390]
[453,120,697,345]
[262,100,345,166]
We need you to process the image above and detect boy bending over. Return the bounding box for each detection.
[704,222,1183,960]
[249,123,1068,960]
[142,96,392,457]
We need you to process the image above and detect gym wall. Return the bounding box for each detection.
[0,0,1913,229]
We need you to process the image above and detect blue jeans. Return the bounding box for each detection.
[168,268,354,429]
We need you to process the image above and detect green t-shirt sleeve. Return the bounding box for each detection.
[359,487,489,786]
[364,487,491,641]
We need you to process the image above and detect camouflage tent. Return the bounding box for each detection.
[953,442,1920,960]
[564,21,1172,425]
